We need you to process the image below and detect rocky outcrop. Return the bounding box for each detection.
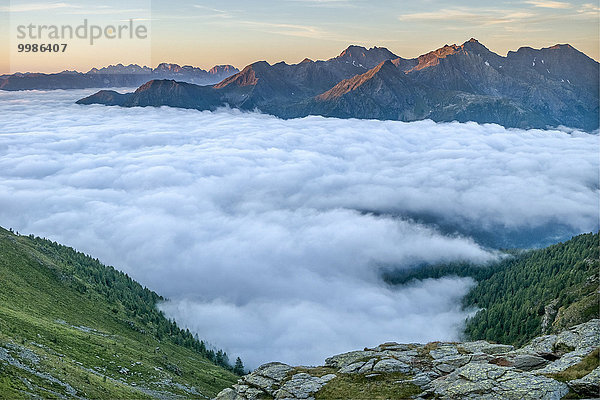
[423,363,569,399]
[541,299,559,334]
[215,320,599,400]
[568,366,600,397]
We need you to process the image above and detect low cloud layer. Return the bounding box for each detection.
[0,90,597,367]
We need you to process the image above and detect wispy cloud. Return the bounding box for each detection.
[397,8,536,26]
[0,2,71,12]
[62,8,150,16]
[193,4,234,18]
[2,2,151,16]
[240,20,328,39]
[525,0,572,9]
[285,0,360,8]
[577,2,600,16]
[396,3,599,28]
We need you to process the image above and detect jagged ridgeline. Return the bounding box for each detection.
[385,232,600,347]
[77,40,600,131]
[0,226,240,399]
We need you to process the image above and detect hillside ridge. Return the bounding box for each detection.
[0,226,240,399]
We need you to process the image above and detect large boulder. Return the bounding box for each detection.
[458,340,514,355]
[275,373,335,399]
[568,366,600,397]
[534,347,595,375]
[423,363,569,400]
[324,350,376,369]
[372,358,411,373]
[429,344,460,359]
[512,354,549,371]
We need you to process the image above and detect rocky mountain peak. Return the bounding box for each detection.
[337,45,368,58]
[409,44,461,71]
[214,61,269,89]
[75,40,599,131]
[154,62,182,72]
[87,63,151,74]
[507,43,595,69]
[370,58,397,73]
[208,64,238,75]
[460,38,493,54]
[317,59,399,101]
[134,79,173,93]
[511,43,578,57]
[549,43,574,50]
[333,45,400,69]
[408,39,494,72]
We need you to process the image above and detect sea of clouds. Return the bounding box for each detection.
[0,89,597,367]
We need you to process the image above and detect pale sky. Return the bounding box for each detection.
[1,0,598,74]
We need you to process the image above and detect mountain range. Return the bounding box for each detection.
[76,39,599,131]
[0,63,239,90]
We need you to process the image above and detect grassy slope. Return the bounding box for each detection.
[0,227,237,399]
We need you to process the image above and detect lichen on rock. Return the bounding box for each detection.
[214,319,599,400]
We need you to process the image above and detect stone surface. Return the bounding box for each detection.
[520,319,600,358]
[325,350,376,368]
[215,388,241,400]
[425,363,569,400]
[513,355,549,371]
[557,319,600,350]
[458,340,514,355]
[214,320,599,400]
[372,358,411,373]
[379,349,417,363]
[434,363,456,374]
[242,362,295,396]
[368,342,414,352]
[243,387,265,400]
[356,358,377,374]
[434,354,472,369]
[338,361,366,374]
[243,374,278,395]
[568,366,600,397]
[470,352,494,363]
[254,362,295,382]
[429,345,459,359]
[494,370,570,400]
[518,335,558,356]
[411,371,439,387]
[275,373,335,399]
[534,347,596,375]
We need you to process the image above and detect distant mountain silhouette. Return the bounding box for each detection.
[0,63,239,90]
[77,40,599,130]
